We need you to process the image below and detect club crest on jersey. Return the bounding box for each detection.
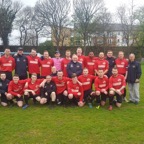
[9,60,12,63]
[70,64,73,67]
[133,65,136,68]
[103,62,105,64]
[17,58,20,62]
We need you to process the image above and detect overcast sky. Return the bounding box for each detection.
[17,0,144,12]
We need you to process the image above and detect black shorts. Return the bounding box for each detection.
[28,93,39,98]
[13,96,23,102]
[101,93,108,102]
[115,93,122,103]
[42,92,53,99]
[1,93,8,103]
[84,89,93,97]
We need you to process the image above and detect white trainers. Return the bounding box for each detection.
[123,97,129,103]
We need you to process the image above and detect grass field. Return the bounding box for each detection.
[0,65,144,144]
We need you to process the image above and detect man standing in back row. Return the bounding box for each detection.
[0,48,15,80]
[14,47,28,80]
[27,48,41,78]
[115,51,128,102]
[127,53,142,104]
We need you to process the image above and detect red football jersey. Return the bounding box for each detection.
[78,74,96,91]
[27,55,41,74]
[78,55,86,68]
[61,58,71,77]
[109,74,126,94]
[115,58,128,75]
[26,79,44,95]
[8,79,27,96]
[95,58,109,73]
[94,75,109,92]
[0,56,15,72]
[67,81,84,101]
[41,58,54,77]
[52,77,70,94]
[85,56,98,75]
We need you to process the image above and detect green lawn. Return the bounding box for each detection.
[0,65,144,144]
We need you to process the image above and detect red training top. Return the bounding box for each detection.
[94,58,109,73]
[61,58,71,77]
[78,74,96,91]
[94,75,109,92]
[8,79,28,96]
[85,56,98,75]
[67,81,84,102]
[109,74,126,94]
[40,58,54,77]
[115,58,128,75]
[26,79,44,95]
[52,77,70,94]
[0,55,15,72]
[27,55,41,74]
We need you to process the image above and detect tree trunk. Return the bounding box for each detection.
[1,33,9,47]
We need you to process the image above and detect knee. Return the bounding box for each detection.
[40,98,47,104]
[78,101,84,107]
[17,101,23,107]
[109,90,115,96]
[63,90,68,96]
[96,91,100,96]
[36,96,41,102]
[68,94,73,99]
[6,93,13,100]
[24,91,29,96]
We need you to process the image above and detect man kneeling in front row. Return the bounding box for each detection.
[108,67,126,111]
[40,75,56,108]
[7,74,28,107]
[67,73,84,107]
[23,73,45,109]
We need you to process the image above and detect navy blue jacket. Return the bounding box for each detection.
[14,54,28,77]
[0,79,10,94]
[67,61,82,78]
[106,56,116,78]
[127,61,142,83]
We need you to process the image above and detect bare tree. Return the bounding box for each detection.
[92,8,112,50]
[0,0,22,47]
[35,0,71,50]
[116,0,137,48]
[133,6,144,58]
[15,6,45,46]
[73,0,104,54]
[15,6,33,46]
